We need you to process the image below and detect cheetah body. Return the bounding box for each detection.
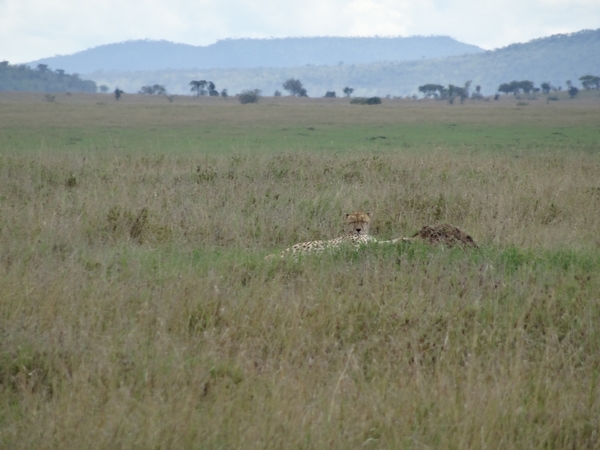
[267,211,402,259]
[281,233,377,257]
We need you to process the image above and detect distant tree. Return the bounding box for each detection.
[283,78,307,97]
[518,80,535,94]
[207,81,219,96]
[471,85,483,100]
[189,80,207,96]
[418,83,445,98]
[55,69,65,77]
[579,75,600,90]
[274,90,282,97]
[447,85,459,104]
[221,89,228,97]
[114,88,124,100]
[36,64,49,73]
[139,84,167,95]
[566,81,579,98]
[498,80,535,95]
[238,89,261,104]
[540,82,552,94]
[568,86,579,98]
[324,91,336,98]
[99,85,109,93]
[343,87,354,97]
[498,82,514,95]
[447,81,470,104]
[498,82,511,95]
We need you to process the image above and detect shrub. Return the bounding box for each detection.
[238,89,261,104]
[350,96,382,105]
[324,91,336,98]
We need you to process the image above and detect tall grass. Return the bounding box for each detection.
[0,96,599,448]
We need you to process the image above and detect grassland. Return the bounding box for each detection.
[1,92,599,449]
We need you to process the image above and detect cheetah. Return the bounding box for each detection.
[266,211,405,259]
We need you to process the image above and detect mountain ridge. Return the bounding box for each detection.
[27,36,484,73]
[77,29,600,98]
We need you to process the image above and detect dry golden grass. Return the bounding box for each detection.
[1,95,599,448]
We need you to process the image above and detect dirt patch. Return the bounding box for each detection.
[412,224,478,248]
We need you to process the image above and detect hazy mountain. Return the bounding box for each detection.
[27,36,484,73]
[0,61,96,93]
[82,29,599,98]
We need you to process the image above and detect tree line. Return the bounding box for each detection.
[418,74,599,103]
[0,61,97,93]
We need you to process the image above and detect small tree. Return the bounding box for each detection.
[579,75,600,90]
[518,80,535,94]
[447,81,470,104]
[566,81,579,99]
[324,91,336,98]
[139,84,167,95]
[114,88,124,100]
[99,85,109,94]
[540,82,552,94]
[274,90,281,97]
[418,83,444,98]
[471,85,483,100]
[238,89,261,104]
[498,83,513,95]
[207,81,219,96]
[343,87,354,97]
[221,89,228,97]
[283,78,307,97]
[498,80,535,96]
[189,80,207,96]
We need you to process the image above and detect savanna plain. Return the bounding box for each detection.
[1,92,600,449]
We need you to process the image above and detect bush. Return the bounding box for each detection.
[282,78,308,97]
[350,96,382,105]
[568,86,579,99]
[324,91,336,98]
[139,84,167,95]
[238,89,261,104]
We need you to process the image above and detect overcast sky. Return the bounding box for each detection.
[1,0,599,64]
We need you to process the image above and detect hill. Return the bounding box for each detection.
[82,29,600,97]
[0,61,97,93]
[27,36,484,73]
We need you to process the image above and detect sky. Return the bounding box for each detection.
[1,0,599,64]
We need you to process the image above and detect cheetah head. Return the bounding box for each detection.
[345,211,371,235]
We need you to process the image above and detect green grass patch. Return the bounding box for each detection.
[2,122,599,155]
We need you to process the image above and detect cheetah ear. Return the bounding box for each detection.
[367,212,372,218]
[345,213,350,219]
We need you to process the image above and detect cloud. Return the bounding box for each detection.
[0,0,598,63]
